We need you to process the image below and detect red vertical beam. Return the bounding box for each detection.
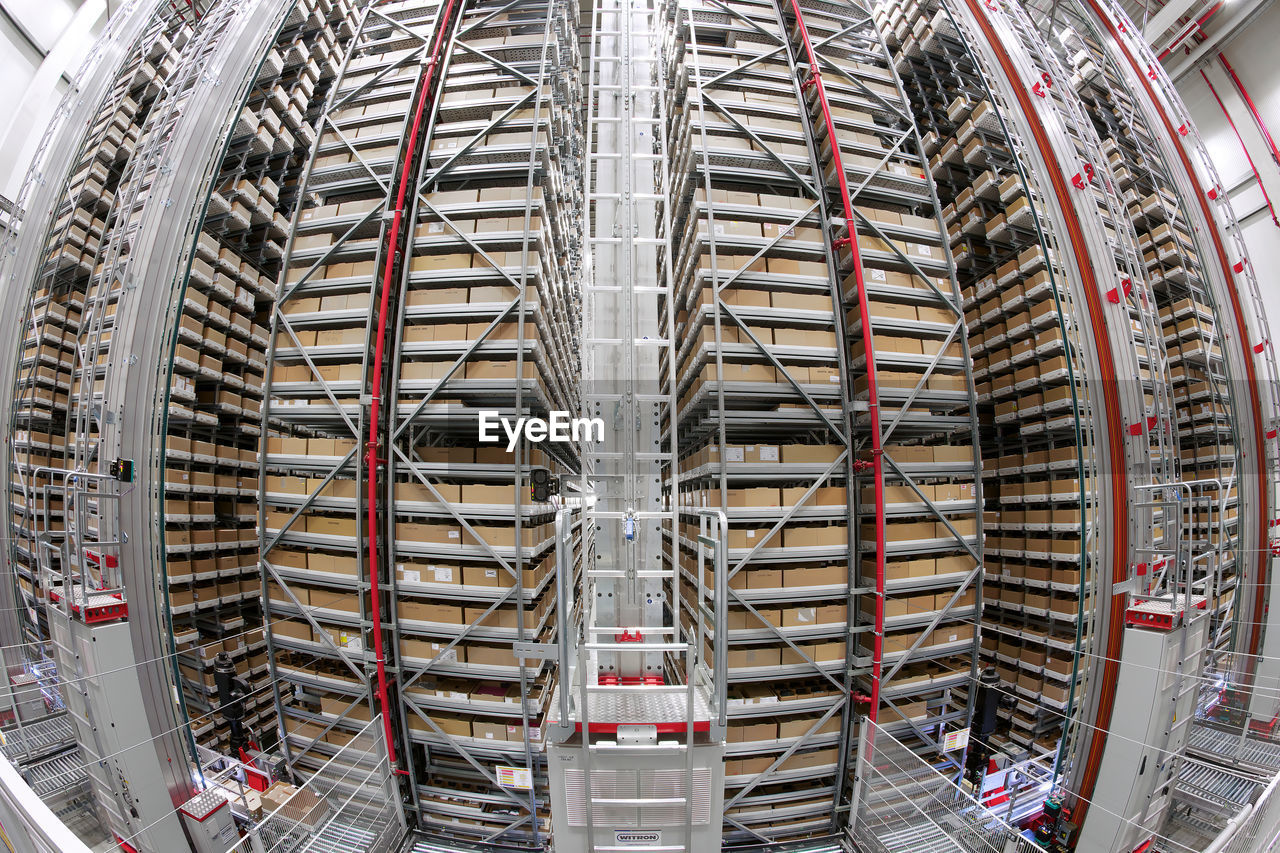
[959,0,1131,826]
[366,0,463,768]
[784,0,888,724]
[1219,52,1280,169]
[1199,69,1280,227]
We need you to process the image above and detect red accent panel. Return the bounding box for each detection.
[579,721,711,734]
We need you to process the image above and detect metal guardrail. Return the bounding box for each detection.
[851,719,1041,853]
[1206,767,1280,853]
[229,715,403,853]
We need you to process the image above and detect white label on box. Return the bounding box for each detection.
[485,569,498,578]
[746,530,756,538]
[725,446,745,462]
[402,569,420,583]
[428,221,444,233]
[892,164,909,175]
[758,445,779,462]
[828,373,840,382]
[870,268,886,281]
[432,566,453,583]
[448,530,460,539]
[497,766,533,790]
[714,224,725,235]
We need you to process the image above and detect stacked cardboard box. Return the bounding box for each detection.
[879,0,1091,756]
[2,15,215,761]
[385,8,579,844]
[802,0,982,752]
[264,0,444,776]
[663,0,980,840]
[662,2,854,841]
[263,0,581,842]
[664,3,851,840]
[1060,32,1242,666]
[159,0,353,752]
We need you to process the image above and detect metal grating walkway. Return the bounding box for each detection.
[295,814,387,853]
[1,713,75,763]
[25,750,89,799]
[1188,722,1280,774]
[872,823,966,852]
[1173,757,1261,818]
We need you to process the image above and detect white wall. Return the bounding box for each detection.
[1177,2,1280,341]
[0,0,107,200]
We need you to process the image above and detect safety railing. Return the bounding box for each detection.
[1206,766,1280,853]
[227,715,403,852]
[850,718,1042,853]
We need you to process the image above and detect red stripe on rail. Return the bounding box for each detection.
[784,0,888,726]
[367,0,464,768]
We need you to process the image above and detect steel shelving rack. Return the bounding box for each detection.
[663,0,981,840]
[1025,0,1248,707]
[1,0,367,840]
[880,0,1103,763]
[260,0,583,844]
[0,0,335,841]
[877,0,1271,837]
[878,0,1202,818]
[1,0,1277,846]
[1,0,194,650]
[1081,0,1280,722]
[664,0,857,838]
[1053,0,1280,825]
[788,0,985,758]
[158,0,355,755]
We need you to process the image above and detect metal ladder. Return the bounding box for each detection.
[1039,7,1244,669]
[1100,0,1280,693]
[546,0,718,847]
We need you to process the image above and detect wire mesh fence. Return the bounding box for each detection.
[228,715,403,853]
[850,719,1041,853]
